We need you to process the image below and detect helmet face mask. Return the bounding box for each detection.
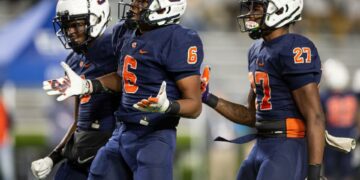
[53,0,110,52]
[237,1,267,39]
[118,0,187,30]
[53,13,90,51]
[118,0,150,29]
[237,0,303,39]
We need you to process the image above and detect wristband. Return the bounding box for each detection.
[205,93,219,108]
[90,79,113,94]
[307,164,321,180]
[165,101,180,115]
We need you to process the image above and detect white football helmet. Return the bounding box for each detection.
[323,58,350,91]
[118,0,186,28]
[53,0,111,50]
[237,0,303,39]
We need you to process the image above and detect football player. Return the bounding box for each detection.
[202,0,325,180]
[45,0,203,179]
[30,0,124,179]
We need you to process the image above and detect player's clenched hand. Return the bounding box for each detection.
[31,157,53,179]
[200,65,211,102]
[200,65,218,108]
[46,62,91,101]
[133,81,170,113]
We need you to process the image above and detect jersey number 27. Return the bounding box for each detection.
[250,71,272,111]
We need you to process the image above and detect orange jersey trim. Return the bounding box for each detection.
[286,118,305,138]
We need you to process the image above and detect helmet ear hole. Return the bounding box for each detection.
[275,7,283,15]
[294,14,301,21]
[156,8,166,14]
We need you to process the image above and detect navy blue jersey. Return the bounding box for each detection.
[112,22,203,126]
[65,27,119,131]
[321,90,358,135]
[248,34,322,122]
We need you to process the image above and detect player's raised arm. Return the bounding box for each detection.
[201,66,256,126]
[204,88,256,127]
[45,62,122,101]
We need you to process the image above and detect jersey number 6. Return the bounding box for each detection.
[122,55,139,94]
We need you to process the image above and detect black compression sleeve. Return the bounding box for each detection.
[48,150,63,165]
[204,93,219,108]
[165,101,180,115]
[90,79,114,94]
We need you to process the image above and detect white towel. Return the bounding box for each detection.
[325,130,356,153]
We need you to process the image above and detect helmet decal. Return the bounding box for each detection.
[118,0,186,28]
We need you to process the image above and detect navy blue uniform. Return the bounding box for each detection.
[321,91,358,178]
[89,22,203,180]
[54,27,119,180]
[238,34,322,180]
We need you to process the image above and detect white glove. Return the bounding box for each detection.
[43,76,70,96]
[31,157,53,180]
[46,62,91,101]
[133,81,170,113]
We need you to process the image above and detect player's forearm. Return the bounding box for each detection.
[292,83,325,164]
[50,97,79,164]
[95,72,122,92]
[306,112,325,164]
[171,75,202,118]
[176,98,202,119]
[49,114,76,164]
[215,98,255,127]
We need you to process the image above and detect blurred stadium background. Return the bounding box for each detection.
[0,0,360,179]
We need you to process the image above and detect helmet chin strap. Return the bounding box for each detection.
[249,29,263,40]
[247,13,275,40]
[124,11,138,30]
[69,35,93,54]
[248,27,276,40]
[70,43,86,53]
[246,21,262,39]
